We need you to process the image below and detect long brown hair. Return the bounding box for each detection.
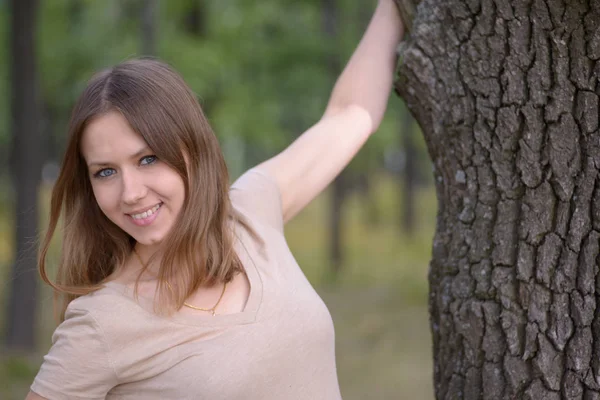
[39,58,255,320]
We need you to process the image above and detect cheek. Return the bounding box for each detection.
[159,171,186,204]
[91,184,119,217]
[175,177,186,206]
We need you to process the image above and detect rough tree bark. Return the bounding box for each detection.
[395,0,600,398]
[6,0,42,351]
[400,102,417,234]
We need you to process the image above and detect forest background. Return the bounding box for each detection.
[0,1,436,398]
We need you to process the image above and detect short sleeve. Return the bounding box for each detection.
[230,168,284,233]
[31,305,118,400]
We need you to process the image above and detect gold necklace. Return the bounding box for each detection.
[132,248,227,316]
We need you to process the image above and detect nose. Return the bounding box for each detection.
[120,170,147,205]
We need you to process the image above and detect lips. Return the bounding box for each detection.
[125,203,164,228]
[128,203,162,220]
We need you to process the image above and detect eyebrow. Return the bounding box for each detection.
[87,146,152,168]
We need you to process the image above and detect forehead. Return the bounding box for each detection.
[81,111,147,162]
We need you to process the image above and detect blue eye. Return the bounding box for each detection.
[141,155,157,165]
[95,168,116,178]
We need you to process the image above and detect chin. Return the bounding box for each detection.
[135,235,165,246]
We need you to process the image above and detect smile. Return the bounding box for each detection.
[129,203,162,220]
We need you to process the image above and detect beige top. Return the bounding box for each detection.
[31,169,342,400]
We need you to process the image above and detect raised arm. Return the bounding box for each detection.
[257,0,404,223]
[322,0,404,126]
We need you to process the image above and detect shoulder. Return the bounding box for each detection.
[65,285,130,324]
[62,285,143,344]
[52,287,128,353]
[67,285,123,311]
[31,289,121,399]
[230,167,284,234]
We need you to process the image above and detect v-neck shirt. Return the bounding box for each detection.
[31,168,342,400]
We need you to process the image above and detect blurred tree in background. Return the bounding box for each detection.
[6,0,42,351]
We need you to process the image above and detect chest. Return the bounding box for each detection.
[107,264,336,399]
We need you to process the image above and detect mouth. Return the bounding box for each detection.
[127,203,163,222]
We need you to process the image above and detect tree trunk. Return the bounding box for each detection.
[6,0,41,351]
[323,0,347,280]
[400,102,417,234]
[141,0,158,56]
[395,0,600,398]
[183,0,207,36]
[330,174,348,278]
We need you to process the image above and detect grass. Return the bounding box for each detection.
[0,171,436,399]
[322,288,433,399]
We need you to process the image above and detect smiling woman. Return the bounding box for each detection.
[37,59,247,313]
[27,1,404,399]
[82,112,186,248]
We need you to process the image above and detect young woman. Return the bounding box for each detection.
[27,1,404,398]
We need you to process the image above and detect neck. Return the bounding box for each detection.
[132,243,163,276]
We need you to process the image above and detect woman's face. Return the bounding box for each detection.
[81,111,185,250]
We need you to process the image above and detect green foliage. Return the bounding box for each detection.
[0,0,430,178]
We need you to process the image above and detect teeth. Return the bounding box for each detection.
[131,204,160,220]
